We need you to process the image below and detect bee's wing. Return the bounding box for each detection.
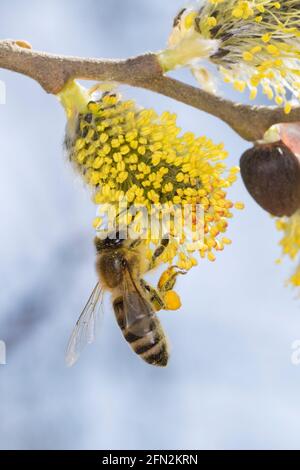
[65,283,104,367]
[121,264,154,337]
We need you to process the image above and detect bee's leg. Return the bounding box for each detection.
[157,266,187,311]
[140,279,165,311]
[158,266,187,293]
[148,238,170,270]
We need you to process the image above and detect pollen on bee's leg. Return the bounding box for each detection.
[158,266,187,292]
[163,290,181,311]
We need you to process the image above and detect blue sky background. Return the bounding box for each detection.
[1,0,300,450]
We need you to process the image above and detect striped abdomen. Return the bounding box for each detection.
[113,297,169,367]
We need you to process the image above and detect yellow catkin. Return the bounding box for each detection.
[165,1,300,111]
[276,211,300,288]
[59,80,241,275]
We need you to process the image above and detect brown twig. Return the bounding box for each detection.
[1,39,300,141]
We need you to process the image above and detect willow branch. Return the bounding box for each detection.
[1,39,300,142]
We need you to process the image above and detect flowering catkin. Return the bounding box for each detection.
[162,0,300,112]
[59,80,242,271]
[272,123,300,288]
[276,213,300,287]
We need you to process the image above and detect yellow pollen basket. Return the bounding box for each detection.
[163,291,182,311]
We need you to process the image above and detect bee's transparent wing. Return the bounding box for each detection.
[65,283,104,367]
[121,264,155,337]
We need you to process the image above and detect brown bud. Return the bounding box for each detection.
[240,141,300,217]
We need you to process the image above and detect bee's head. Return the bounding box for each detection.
[94,230,127,252]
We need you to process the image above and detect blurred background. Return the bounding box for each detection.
[1,0,300,451]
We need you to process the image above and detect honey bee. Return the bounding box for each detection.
[66,232,185,367]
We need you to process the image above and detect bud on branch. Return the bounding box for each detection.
[240,141,300,217]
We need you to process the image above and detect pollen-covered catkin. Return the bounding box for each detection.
[163,0,300,112]
[276,212,300,287]
[59,80,242,271]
